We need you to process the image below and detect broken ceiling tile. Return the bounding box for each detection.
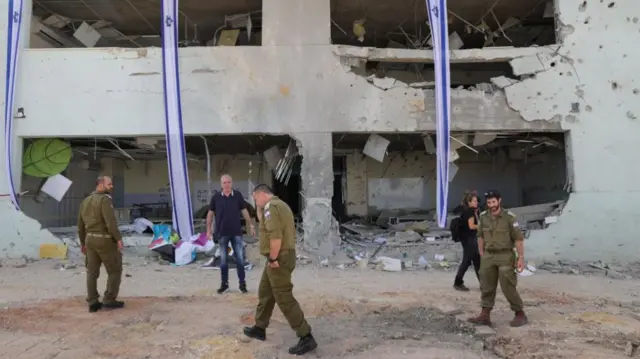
[135,136,162,149]
[449,31,464,50]
[73,22,101,47]
[263,145,282,171]
[490,76,519,89]
[42,14,71,29]
[449,162,459,182]
[509,52,555,76]
[40,174,72,202]
[422,135,436,154]
[472,133,497,146]
[501,17,521,32]
[449,149,460,162]
[427,32,465,49]
[363,134,390,162]
[218,29,240,46]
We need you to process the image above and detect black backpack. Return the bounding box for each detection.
[449,216,463,242]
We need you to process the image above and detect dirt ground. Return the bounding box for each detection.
[1,257,640,359]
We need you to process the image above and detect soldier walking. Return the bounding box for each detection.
[468,190,528,327]
[242,184,317,355]
[77,176,125,313]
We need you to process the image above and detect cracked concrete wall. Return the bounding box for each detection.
[294,133,340,258]
[502,1,640,262]
[345,150,566,216]
[0,0,58,258]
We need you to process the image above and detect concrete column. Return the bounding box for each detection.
[294,132,339,258]
[262,0,330,46]
[345,151,367,216]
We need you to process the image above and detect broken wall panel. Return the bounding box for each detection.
[345,139,567,217]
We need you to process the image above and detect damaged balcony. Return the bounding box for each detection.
[31,0,263,48]
[330,0,557,49]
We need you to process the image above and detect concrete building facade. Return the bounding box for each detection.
[1,0,638,262]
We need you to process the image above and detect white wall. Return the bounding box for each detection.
[346,150,565,216]
[501,1,640,262]
[13,46,553,138]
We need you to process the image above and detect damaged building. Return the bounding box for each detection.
[0,0,638,264]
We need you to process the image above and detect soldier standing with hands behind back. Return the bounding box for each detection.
[242,184,318,356]
[77,176,125,313]
[468,190,528,327]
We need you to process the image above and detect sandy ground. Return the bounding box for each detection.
[1,256,640,359]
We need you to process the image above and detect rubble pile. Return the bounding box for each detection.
[337,212,461,272]
[537,260,640,280]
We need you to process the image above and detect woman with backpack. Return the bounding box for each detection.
[453,191,481,291]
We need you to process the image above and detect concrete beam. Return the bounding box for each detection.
[14,45,560,138]
[333,45,560,64]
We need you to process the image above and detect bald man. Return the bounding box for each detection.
[77,176,125,313]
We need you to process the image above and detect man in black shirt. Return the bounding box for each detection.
[206,174,256,294]
[454,192,481,291]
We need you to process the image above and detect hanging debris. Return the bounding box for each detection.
[274,140,299,185]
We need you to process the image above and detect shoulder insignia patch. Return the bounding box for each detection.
[506,210,516,217]
[265,201,271,210]
[480,210,487,215]
[513,221,519,227]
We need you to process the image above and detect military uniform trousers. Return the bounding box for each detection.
[479,250,524,311]
[85,233,123,305]
[255,250,311,337]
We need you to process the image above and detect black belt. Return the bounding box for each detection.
[486,248,512,254]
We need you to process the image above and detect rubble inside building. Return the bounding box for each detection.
[17,130,583,277]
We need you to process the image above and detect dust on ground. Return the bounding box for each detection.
[1,259,640,359]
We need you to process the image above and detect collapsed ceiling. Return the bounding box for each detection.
[32,0,554,48]
[37,132,564,163]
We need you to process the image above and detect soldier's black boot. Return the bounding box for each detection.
[217,283,229,294]
[239,283,248,294]
[88,302,102,313]
[243,326,266,341]
[288,334,318,355]
[103,300,125,310]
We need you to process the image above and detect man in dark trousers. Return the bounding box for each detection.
[468,190,528,327]
[206,174,256,294]
[77,176,125,313]
[243,184,317,356]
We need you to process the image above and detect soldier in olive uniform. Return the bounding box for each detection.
[468,190,528,327]
[243,184,318,356]
[77,176,125,313]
